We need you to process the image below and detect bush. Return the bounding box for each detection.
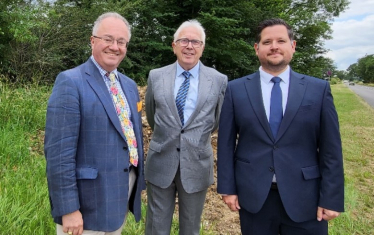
[330,77,340,85]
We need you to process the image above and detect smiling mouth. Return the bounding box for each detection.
[183,52,195,56]
[105,52,118,56]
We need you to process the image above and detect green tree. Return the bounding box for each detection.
[347,63,359,81]
[0,0,350,84]
[356,54,374,83]
[335,70,348,80]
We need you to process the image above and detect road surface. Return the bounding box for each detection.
[346,83,374,108]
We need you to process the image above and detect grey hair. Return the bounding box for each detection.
[92,12,131,40]
[173,19,206,45]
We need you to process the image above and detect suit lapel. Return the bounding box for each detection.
[84,60,127,142]
[244,72,273,140]
[163,63,180,123]
[184,63,213,127]
[276,70,307,141]
[118,74,136,122]
[118,73,143,148]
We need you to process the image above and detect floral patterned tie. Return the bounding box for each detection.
[108,73,138,166]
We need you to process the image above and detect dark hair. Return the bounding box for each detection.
[256,18,294,43]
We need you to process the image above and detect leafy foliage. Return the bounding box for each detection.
[356,54,374,83]
[0,0,349,83]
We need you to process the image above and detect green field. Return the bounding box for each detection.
[0,83,373,234]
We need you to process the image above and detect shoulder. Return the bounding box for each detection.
[229,72,258,86]
[150,63,175,75]
[57,60,91,79]
[200,63,226,79]
[292,70,328,87]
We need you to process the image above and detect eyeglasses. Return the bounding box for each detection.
[93,35,129,48]
[175,38,203,48]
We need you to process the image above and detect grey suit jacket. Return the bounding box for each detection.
[145,62,227,193]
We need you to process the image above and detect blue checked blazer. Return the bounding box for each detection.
[44,59,145,231]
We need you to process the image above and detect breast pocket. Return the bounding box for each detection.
[298,104,316,113]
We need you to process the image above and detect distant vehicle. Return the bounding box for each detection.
[349,82,355,86]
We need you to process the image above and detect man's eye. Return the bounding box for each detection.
[117,41,126,46]
[263,41,270,45]
[181,39,189,43]
[191,40,199,45]
[104,38,113,43]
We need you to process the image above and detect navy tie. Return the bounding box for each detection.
[176,71,191,126]
[269,77,283,138]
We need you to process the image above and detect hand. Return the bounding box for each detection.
[62,210,84,235]
[317,207,341,221]
[222,195,241,212]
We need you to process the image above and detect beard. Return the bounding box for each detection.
[262,56,291,74]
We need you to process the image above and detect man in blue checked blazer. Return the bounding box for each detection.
[217,18,344,235]
[44,12,144,235]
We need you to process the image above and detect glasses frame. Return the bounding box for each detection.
[92,35,129,48]
[175,38,203,48]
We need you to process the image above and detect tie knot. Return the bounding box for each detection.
[182,71,191,79]
[271,77,281,84]
[108,73,116,82]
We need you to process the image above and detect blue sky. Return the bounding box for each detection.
[324,0,374,71]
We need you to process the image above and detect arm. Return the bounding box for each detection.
[145,71,155,130]
[44,72,82,220]
[212,75,228,132]
[317,82,345,217]
[217,82,238,195]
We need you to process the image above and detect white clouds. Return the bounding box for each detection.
[324,0,374,70]
[336,0,374,20]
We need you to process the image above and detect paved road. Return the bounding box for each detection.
[346,83,374,108]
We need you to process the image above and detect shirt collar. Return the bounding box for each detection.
[176,61,200,79]
[90,55,118,79]
[259,65,290,84]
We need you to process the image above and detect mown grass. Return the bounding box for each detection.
[0,82,373,234]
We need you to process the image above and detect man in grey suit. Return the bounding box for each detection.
[44,12,144,235]
[145,19,228,235]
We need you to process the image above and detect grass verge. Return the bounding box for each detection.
[0,82,373,234]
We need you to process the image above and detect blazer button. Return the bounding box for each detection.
[273,145,278,150]
[177,148,180,152]
[123,146,128,150]
[269,167,274,172]
[181,130,184,133]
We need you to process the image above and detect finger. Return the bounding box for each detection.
[316,207,323,221]
[235,200,241,209]
[78,227,84,235]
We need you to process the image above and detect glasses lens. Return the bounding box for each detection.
[178,38,201,47]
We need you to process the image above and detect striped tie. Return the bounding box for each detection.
[175,71,191,126]
[108,73,138,166]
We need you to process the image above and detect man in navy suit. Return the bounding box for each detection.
[44,12,144,235]
[217,18,344,234]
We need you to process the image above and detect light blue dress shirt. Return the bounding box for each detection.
[259,65,290,182]
[174,61,200,126]
[259,65,290,121]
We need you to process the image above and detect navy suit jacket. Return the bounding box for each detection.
[44,59,145,231]
[217,70,344,222]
